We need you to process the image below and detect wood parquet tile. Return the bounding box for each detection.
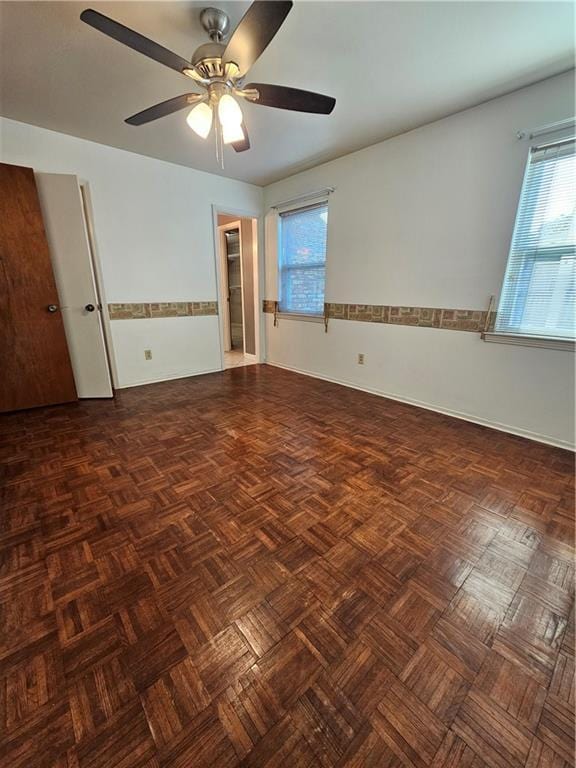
[0,365,574,767]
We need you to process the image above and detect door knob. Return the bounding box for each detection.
[47,304,58,313]
[85,304,95,312]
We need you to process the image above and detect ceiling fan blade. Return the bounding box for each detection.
[125,94,204,126]
[232,123,250,153]
[222,1,293,77]
[80,9,190,75]
[244,83,336,114]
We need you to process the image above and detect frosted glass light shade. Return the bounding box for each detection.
[186,103,213,138]
[218,94,243,130]
[222,122,245,145]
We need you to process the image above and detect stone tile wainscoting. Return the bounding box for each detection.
[108,302,219,320]
[264,301,496,333]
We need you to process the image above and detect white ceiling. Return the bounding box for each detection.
[0,1,574,185]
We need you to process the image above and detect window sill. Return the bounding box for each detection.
[277,312,324,323]
[483,332,575,351]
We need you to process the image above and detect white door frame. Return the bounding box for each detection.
[211,205,263,369]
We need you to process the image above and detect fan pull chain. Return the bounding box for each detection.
[220,121,225,170]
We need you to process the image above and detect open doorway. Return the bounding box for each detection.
[217,212,259,369]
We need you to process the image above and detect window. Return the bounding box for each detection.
[278,202,328,316]
[495,137,575,341]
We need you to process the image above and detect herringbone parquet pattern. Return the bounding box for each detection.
[1,365,574,768]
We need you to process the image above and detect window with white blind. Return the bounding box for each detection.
[495,137,575,342]
[278,202,328,316]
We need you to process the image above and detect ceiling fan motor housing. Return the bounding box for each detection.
[191,42,226,77]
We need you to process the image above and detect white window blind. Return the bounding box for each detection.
[496,137,575,339]
[279,202,328,315]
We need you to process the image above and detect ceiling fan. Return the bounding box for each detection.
[80,2,336,155]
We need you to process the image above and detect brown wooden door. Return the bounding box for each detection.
[0,163,77,412]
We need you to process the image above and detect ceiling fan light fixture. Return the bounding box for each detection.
[80,2,336,157]
[186,102,213,138]
[218,94,242,129]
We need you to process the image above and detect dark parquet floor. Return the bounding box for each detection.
[0,365,574,768]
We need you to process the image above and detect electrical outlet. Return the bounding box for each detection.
[144,349,152,360]
[357,353,365,365]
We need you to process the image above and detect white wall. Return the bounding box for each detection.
[0,117,262,388]
[110,316,221,387]
[263,72,575,449]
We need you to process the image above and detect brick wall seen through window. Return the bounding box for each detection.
[279,203,328,315]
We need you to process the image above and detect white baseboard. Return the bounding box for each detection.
[117,366,222,389]
[265,360,574,451]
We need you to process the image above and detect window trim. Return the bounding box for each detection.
[277,199,329,317]
[276,311,324,323]
[483,332,575,351]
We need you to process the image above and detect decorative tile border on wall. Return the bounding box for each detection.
[108,302,218,320]
[264,301,495,333]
